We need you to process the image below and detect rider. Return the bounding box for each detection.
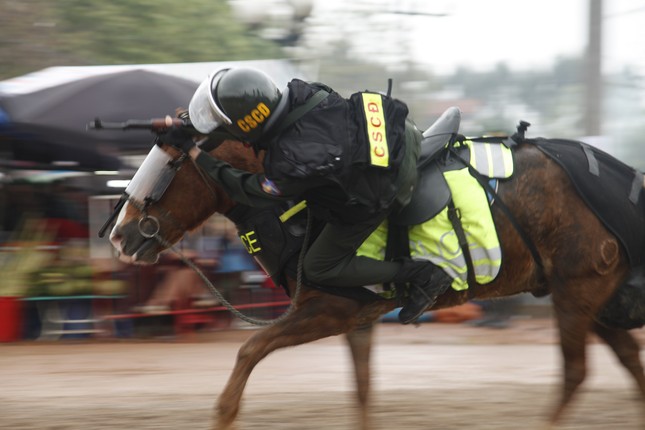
[161,67,452,324]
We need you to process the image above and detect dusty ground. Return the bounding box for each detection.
[2,318,645,430]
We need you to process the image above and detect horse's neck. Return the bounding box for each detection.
[208,140,265,215]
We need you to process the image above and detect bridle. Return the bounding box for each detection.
[98,144,194,240]
[98,141,308,326]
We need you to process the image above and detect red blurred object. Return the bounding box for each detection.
[44,218,88,239]
[432,302,483,323]
[261,276,276,289]
[0,297,22,342]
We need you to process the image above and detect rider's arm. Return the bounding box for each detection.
[189,148,311,207]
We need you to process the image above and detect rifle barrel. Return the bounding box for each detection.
[87,117,183,131]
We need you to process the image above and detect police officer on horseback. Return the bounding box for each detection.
[162,67,452,324]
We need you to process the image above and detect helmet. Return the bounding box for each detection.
[188,67,283,143]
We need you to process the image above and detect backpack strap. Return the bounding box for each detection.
[272,89,330,136]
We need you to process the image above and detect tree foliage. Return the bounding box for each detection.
[0,0,284,80]
[0,0,63,79]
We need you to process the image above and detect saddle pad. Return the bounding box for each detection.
[467,140,514,178]
[534,138,645,267]
[396,140,513,226]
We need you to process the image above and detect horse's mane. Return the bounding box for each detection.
[211,140,265,174]
[195,139,266,217]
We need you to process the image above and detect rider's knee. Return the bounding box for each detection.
[302,252,336,285]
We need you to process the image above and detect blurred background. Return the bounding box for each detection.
[0,0,642,340]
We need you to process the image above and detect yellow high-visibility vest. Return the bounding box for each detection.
[356,140,513,292]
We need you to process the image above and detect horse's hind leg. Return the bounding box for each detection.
[550,299,592,425]
[345,324,375,430]
[592,322,645,419]
[549,274,624,425]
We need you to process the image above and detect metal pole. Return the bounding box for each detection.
[584,0,603,136]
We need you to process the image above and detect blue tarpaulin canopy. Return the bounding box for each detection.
[0,107,9,125]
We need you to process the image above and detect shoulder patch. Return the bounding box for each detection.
[261,178,282,196]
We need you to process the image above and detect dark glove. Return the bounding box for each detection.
[176,108,190,122]
[158,125,196,153]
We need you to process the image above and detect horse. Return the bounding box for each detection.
[105,109,645,429]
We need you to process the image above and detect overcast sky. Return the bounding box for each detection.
[310,0,645,75]
[409,0,587,73]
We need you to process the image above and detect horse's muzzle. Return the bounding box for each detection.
[110,222,161,264]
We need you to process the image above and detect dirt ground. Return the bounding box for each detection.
[2,317,645,430]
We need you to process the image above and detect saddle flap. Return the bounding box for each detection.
[392,160,451,226]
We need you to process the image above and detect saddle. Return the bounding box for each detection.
[394,106,461,226]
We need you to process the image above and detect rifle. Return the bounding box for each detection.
[87,115,187,132]
[87,115,223,144]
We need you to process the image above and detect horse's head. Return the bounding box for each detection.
[108,140,259,264]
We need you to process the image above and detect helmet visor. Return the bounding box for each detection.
[188,71,232,134]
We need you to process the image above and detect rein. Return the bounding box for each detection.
[151,206,310,326]
[126,145,307,326]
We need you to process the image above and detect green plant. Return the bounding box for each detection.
[0,219,56,297]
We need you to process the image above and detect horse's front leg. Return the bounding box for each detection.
[345,323,375,430]
[214,301,355,430]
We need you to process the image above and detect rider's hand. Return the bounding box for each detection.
[159,125,196,153]
[175,108,189,120]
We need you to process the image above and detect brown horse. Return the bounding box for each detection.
[107,120,645,429]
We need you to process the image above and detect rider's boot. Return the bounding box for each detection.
[393,259,452,324]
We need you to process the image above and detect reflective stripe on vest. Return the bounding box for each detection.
[469,141,514,178]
